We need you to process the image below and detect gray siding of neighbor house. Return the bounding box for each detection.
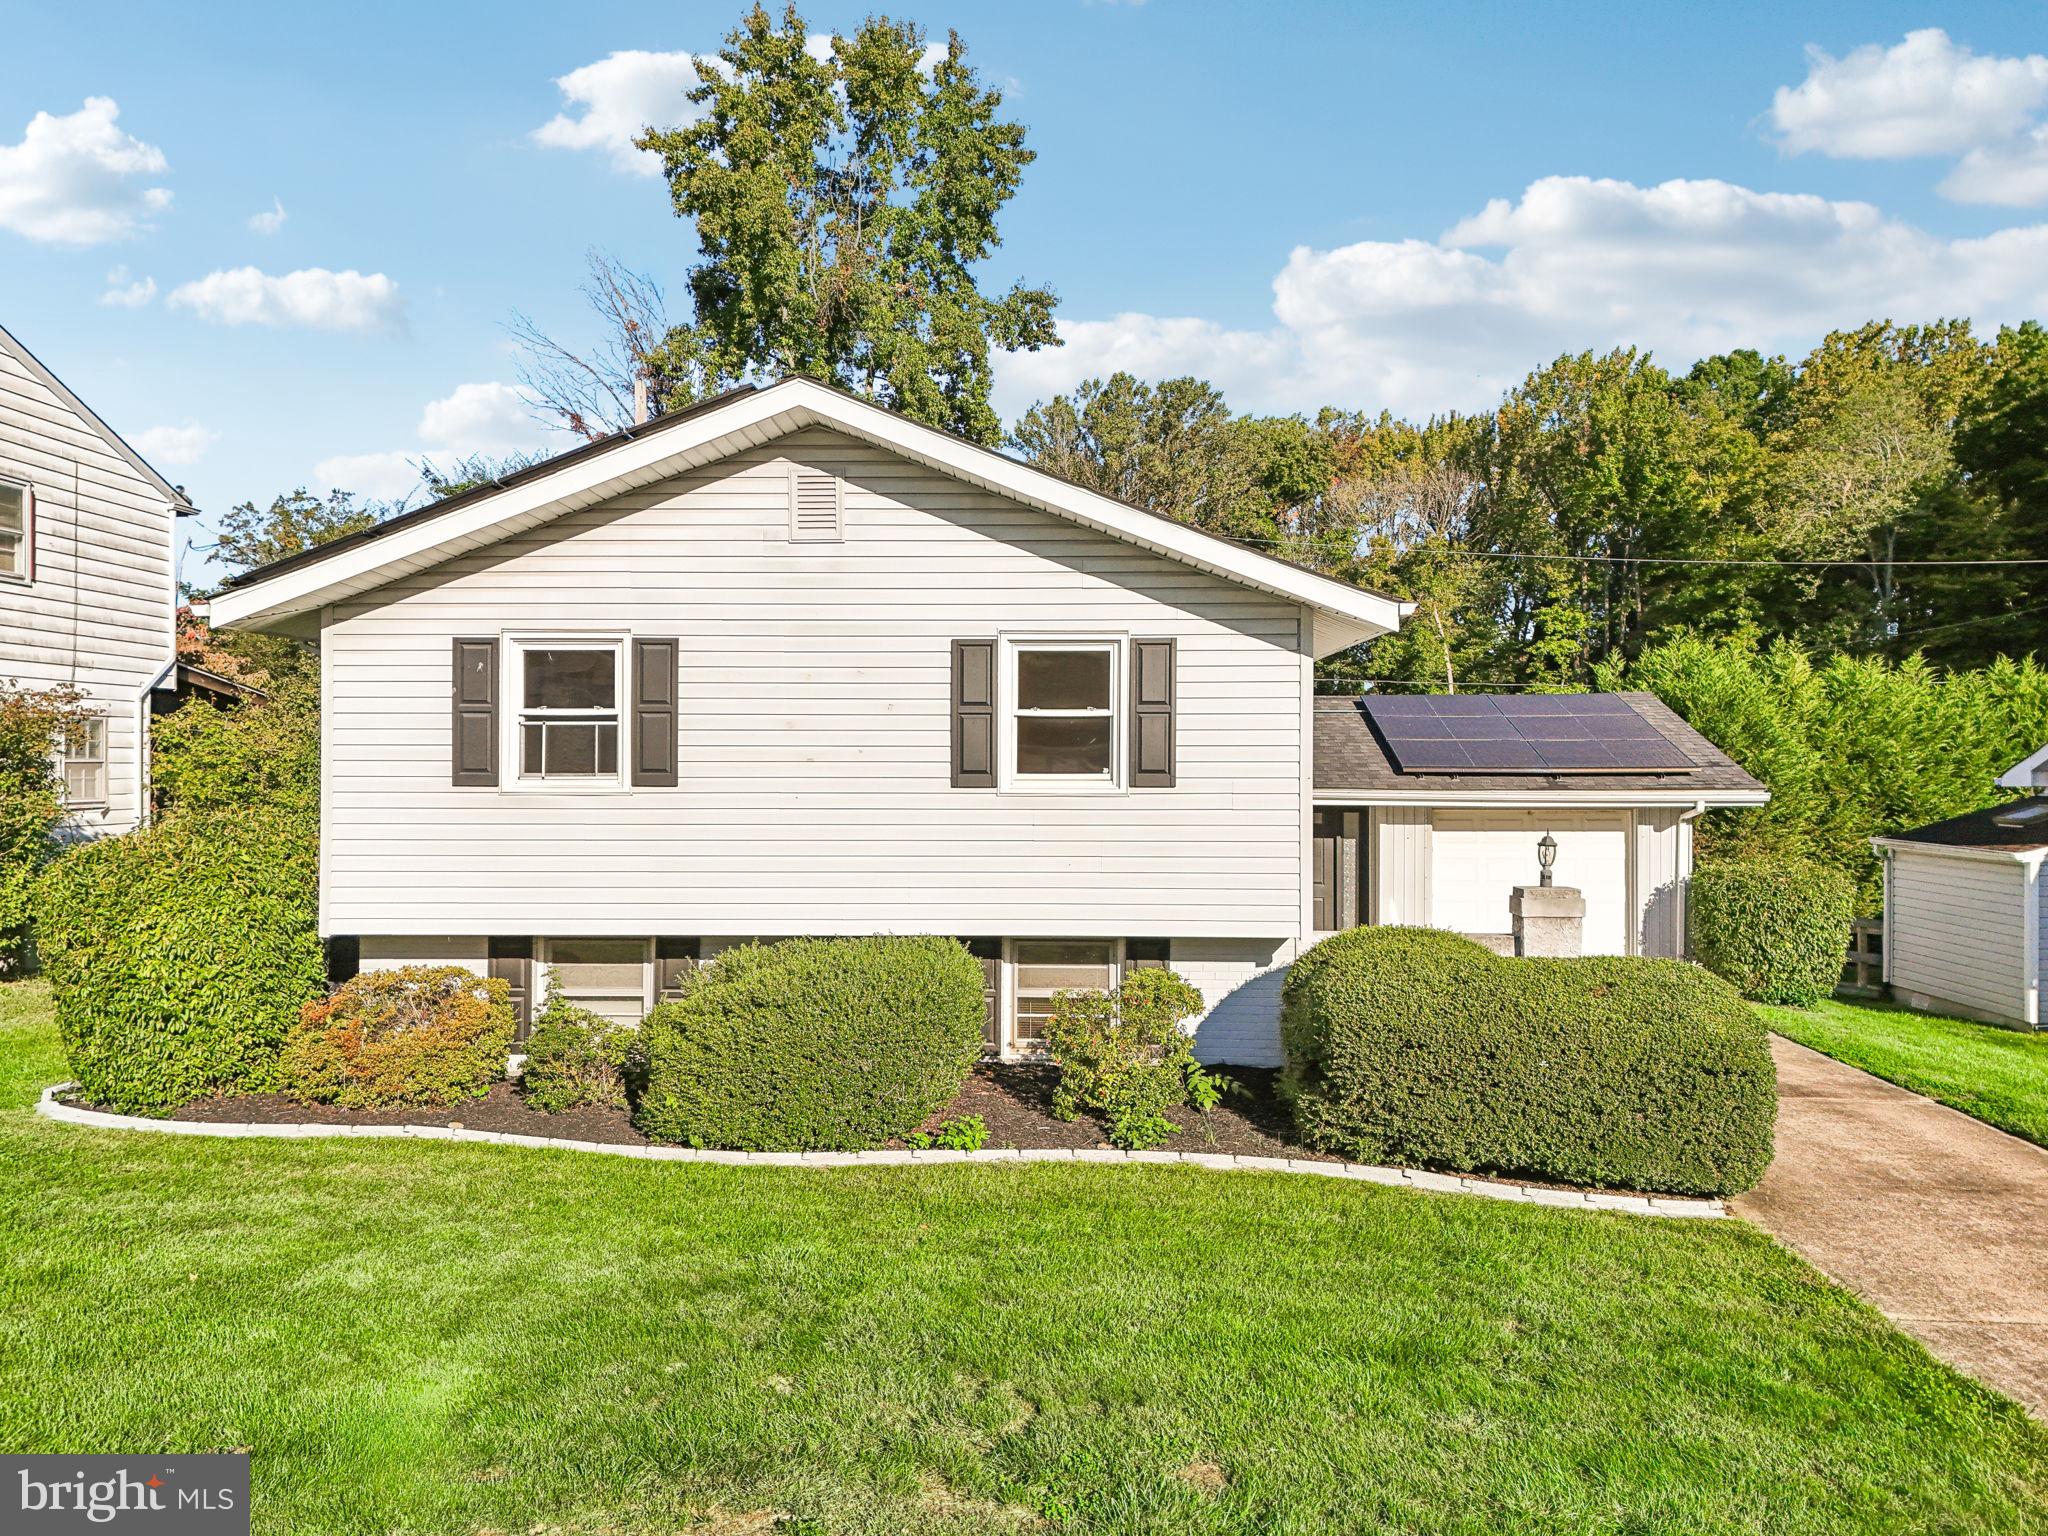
[1886,847,2033,1026]
[320,427,1312,945]
[0,340,178,836]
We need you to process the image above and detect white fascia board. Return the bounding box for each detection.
[1315,788,1770,809]
[1871,836,2047,869]
[210,377,1412,652]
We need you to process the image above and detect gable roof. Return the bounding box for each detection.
[0,322,195,513]
[206,376,1410,654]
[1874,800,2048,857]
[1996,743,2048,790]
[1313,692,1768,805]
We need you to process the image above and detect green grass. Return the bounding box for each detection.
[3,984,2045,1534]
[1761,996,2048,1147]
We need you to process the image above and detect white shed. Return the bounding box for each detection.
[1874,793,2048,1031]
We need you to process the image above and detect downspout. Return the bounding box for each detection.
[1675,799,1706,959]
[2024,854,2041,1030]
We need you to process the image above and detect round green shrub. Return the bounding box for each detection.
[37,807,324,1114]
[1281,926,1776,1196]
[636,935,985,1150]
[1689,857,1855,1007]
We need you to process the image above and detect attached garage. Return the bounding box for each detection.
[1314,692,1770,957]
[1432,809,1631,955]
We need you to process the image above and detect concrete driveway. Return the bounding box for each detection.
[1734,1036,2048,1418]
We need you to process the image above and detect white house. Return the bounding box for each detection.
[1873,758,2048,1031]
[0,322,195,836]
[209,377,1764,1063]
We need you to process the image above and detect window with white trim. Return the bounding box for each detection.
[544,937,651,1028]
[512,640,623,783]
[61,716,107,808]
[1003,638,1121,788]
[0,480,30,582]
[1010,939,1119,1048]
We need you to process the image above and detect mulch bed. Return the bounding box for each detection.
[81,1065,1336,1161]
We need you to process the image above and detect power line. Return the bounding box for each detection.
[1439,549,2048,569]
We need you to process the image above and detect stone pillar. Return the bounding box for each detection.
[1510,885,1585,958]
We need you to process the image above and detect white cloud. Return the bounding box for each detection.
[314,381,565,500]
[995,175,2048,421]
[247,197,286,234]
[98,265,155,307]
[532,50,707,176]
[1941,124,2048,207]
[132,423,218,467]
[1771,29,2048,159]
[0,97,170,245]
[167,266,403,333]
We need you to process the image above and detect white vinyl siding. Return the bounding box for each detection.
[1368,807,1432,926]
[320,427,1306,939]
[1632,808,1687,958]
[1886,848,2033,1026]
[0,340,178,837]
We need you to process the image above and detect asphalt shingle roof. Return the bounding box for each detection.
[1313,691,1765,796]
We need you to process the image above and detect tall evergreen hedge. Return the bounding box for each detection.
[636,936,985,1151]
[37,808,324,1114]
[1689,858,1855,1008]
[1281,927,1776,1196]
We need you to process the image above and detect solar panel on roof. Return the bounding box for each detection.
[1360,694,1694,775]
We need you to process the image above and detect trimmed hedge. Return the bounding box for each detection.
[637,936,984,1150]
[37,808,324,1114]
[1690,857,1855,1008]
[1281,927,1776,1196]
[282,966,514,1109]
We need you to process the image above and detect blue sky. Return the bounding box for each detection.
[4,2,2047,587]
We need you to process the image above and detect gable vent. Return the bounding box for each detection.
[789,468,843,543]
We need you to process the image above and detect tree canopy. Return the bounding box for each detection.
[635,3,1059,444]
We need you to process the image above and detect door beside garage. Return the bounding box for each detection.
[1430,809,1630,955]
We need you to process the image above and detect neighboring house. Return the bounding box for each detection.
[209,377,1764,1064]
[1874,754,2048,1030]
[0,322,195,836]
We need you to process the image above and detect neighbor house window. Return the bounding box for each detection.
[513,640,622,782]
[1011,939,1118,1047]
[545,937,649,1027]
[61,717,107,808]
[1004,639,1120,787]
[0,481,29,581]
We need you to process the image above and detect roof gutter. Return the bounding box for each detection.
[1314,787,1769,808]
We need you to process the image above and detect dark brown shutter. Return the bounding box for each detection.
[1124,938,1170,971]
[488,936,534,1044]
[633,638,679,787]
[1130,638,1175,787]
[451,637,499,786]
[656,936,700,1001]
[324,936,360,990]
[964,937,1002,1052]
[951,639,996,788]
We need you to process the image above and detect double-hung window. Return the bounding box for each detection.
[61,717,107,808]
[0,480,30,582]
[513,640,623,783]
[1004,638,1120,788]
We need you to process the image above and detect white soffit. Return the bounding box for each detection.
[208,379,1410,654]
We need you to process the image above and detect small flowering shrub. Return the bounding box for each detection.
[519,981,642,1113]
[1042,967,1209,1150]
[281,965,514,1109]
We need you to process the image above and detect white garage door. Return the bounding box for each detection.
[1431,810,1630,956]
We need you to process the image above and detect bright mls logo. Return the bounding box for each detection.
[5,1455,248,1534]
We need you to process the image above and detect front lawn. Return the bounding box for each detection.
[1760,996,2048,1147]
[3,983,2045,1534]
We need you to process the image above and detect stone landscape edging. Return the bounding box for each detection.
[34,1083,1724,1218]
